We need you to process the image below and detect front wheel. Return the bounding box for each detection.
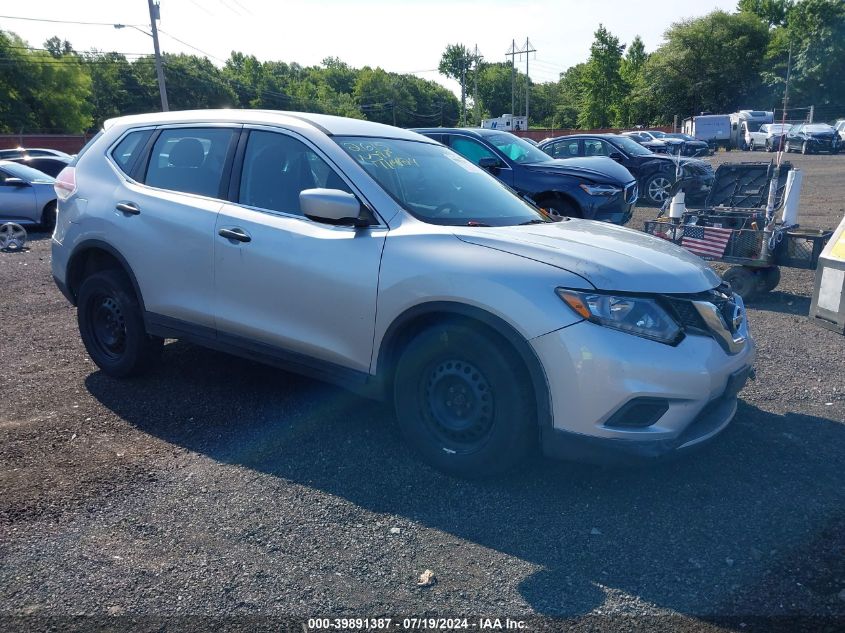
[749,141,755,152]
[544,198,580,220]
[77,269,163,377]
[393,325,536,477]
[802,141,810,155]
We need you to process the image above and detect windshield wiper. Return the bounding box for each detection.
[466,220,492,227]
[518,219,548,225]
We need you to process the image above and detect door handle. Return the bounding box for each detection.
[218,227,251,243]
[115,201,140,215]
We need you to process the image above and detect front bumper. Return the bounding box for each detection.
[531,314,755,463]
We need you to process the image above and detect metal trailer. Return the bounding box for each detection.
[643,162,832,299]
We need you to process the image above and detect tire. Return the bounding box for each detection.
[749,141,755,152]
[802,141,810,155]
[544,198,580,220]
[77,269,163,377]
[723,266,759,300]
[41,201,57,232]
[644,174,673,206]
[765,139,772,152]
[393,324,536,477]
[754,266,781,293]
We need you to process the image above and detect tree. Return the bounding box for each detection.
[643,11,770,121]
[577,25,625,128]
[737,0,793,26]
[438,43,475,124]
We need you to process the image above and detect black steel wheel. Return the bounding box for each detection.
[394,324,536,477]
[723,266,759,300]
[77,269,163,377]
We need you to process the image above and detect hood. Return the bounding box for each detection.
[524,157,634,183]
[453,219,721,294]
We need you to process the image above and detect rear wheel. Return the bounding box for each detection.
[765,139,773,152]
[41,201,57,232]
[393,324,536,477]
[645,174,673,206]
[749,140,755,152]
[77,269,163,377]
[723,266,759,300]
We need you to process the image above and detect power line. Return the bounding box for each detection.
[0,14,144,27]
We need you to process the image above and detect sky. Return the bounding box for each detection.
[2,0,739,97]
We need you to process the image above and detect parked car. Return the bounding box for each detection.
[663,133,711,157]
[538,134,715,207]
[746,123,791,152]
[0,147,72,160]
[784,123,841,154]
[0,160,59,230]
[521,137,540,146]
[51,110,755,476]
[413,128,637,224]
[621,131,670,153]
[833,119,845,140]
[9,155,72,178]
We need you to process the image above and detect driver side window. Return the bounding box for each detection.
[449,136,498,166]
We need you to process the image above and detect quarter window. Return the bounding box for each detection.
[144,128,235,198]
[238,130,352,216]
[111,130,151,175]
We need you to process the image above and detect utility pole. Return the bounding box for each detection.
[506,39,517,116]
[524,37,535,127]
[473,44,482,126]
[460,57,466,126]
[147,0,169,112]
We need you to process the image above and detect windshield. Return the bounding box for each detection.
[768,124,789,133]
[649,131,668,138]
[335,137,550,227]
[0,161,54,183]
[612,135,653,156]
[484,133,553,164]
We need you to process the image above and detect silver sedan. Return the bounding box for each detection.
[0,160,59,230]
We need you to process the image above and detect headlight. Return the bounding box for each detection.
[579,183,622,196]
[556,288,682,344]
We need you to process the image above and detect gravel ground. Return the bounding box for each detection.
[1,152,843,632]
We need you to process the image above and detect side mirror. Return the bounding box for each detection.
[300,188,375,227]
[478,156,501,170]
[3,177,29,187]
[609,152,624,162]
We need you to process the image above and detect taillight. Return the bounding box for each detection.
[54,166,76,201]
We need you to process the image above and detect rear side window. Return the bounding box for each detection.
[144,127,235,198]
[238,130,352,216]
[550,140,579,158]
[110,130,152,175]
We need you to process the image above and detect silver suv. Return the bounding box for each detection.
[52,110,755,476]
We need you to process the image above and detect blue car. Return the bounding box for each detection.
[413,128,638,224]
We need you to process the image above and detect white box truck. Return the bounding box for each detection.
[682,114,732,150]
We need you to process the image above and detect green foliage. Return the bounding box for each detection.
[576,25,626,128]
[737,0,794,26]
[643,11,770,119]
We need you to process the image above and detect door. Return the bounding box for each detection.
[109,125,239,328]
[0,166,37,222]
[213,128,387,374]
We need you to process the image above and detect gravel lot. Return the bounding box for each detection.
[1,152,844,632]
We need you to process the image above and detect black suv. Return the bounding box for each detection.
[538,133,715,206]
[413,128,638,224]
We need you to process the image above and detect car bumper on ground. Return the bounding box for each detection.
[531,317,756,463]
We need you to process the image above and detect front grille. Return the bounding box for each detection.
[664,284,734,336]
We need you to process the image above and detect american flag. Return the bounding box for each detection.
[680,225,733,259]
